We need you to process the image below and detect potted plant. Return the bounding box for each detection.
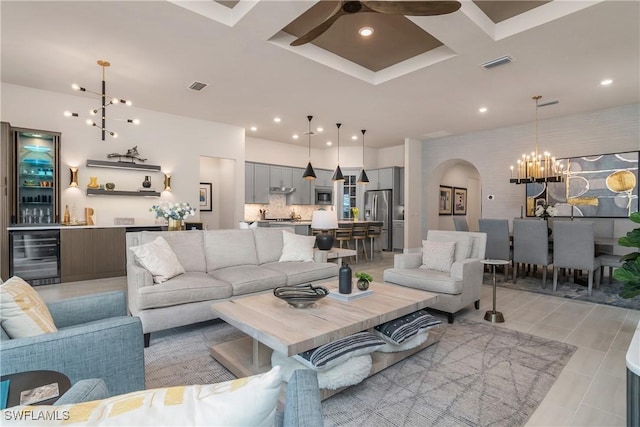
[613,211,640,299]
[355,272,373,290]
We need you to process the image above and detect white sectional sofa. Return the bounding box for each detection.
[383,230,487,323]
[126,228,338,346]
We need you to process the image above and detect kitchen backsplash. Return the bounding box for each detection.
[244,194,326,221]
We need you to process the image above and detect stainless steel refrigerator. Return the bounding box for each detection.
[364,189,393,251]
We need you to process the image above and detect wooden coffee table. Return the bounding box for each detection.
[210,281,439,399]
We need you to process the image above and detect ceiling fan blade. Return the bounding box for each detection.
[290,2,348,46]
[363,1,461,16]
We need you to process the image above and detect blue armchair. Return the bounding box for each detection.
[0,291,145,396]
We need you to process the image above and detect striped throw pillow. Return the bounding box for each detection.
[0,276,57,338]
[293,331,385,371]
[374,310,442,345]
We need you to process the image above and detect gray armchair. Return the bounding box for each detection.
[0,291,145,396]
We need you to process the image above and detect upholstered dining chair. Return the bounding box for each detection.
[478,219,512,281]
[453,217,469,231]
[512,219,552,288]
[552,221,602,296]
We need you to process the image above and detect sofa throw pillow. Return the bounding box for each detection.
[0,276,57,338]
[278,230,315,262]
[293,331,385,371]
[373,310,442,345]
[1,366,282,426]
[420,239,456,273]
[375,329,432,353]
[129,236,185,284]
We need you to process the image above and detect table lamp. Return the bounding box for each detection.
[311,209,338,250]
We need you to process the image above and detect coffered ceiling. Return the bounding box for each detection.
[1,1,638,149]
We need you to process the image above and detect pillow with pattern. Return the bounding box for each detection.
[374,310,442,345]
[293,331,385,371]
[420,239,456,273]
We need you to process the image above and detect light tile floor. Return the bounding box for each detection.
[36,251,637,426]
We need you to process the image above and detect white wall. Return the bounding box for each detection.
[1,83,245,226]
[413,103,640,248]
[199,156,237,230]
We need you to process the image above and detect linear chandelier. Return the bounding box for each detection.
[509,95,563,184]
[64,60,139,141]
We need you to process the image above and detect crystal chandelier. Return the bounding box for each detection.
[509,96,563,184]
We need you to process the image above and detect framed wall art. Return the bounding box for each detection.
[525,150,639,218]
[453,187,467,215]
[439,185,452,215]
[199,182,212,212]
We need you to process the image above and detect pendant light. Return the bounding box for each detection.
[331,123,344,182]
[357,129,369,184]
[302,115,316,180]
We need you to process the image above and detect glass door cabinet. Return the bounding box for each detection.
[11,128,61,224]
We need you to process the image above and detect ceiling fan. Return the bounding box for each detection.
[290,1,462,46]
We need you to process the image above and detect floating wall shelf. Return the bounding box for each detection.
[86,159,162,171]
[86,189,160,197]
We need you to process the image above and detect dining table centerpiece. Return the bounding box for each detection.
[150,202,196,231]
[535,203,558,220]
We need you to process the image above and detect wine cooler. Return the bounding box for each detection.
[9,229,61,285]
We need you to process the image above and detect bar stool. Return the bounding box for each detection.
[334,223,353,249]
[367,222,383,260]
[351,222,369,263]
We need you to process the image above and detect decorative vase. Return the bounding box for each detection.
[142,176,152,188]
[105,182,115,191]
[339,262,352,294]
[87,176,98,189]
[357,279,369,291]
[168,219,184,231]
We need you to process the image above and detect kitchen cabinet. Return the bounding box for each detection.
[393,220,404,250]
[245,162,269,204]
[366,169,379,190]
[288,167,311,205]
[315,169,333,188]
[378,168,394,190]
[270,166,293,188]
[60,227,125,282]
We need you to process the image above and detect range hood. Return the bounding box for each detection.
[269,186,295,194]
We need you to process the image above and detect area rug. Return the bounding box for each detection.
[485,270,640,311]
[145,318,576,427]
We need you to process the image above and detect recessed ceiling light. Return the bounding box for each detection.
[478,107,488,113]
[601,79,613,86]
[351,135,357,140]
[359,27,374,37]
[293,134,299,139]
[273,117,281,123]
[326,141,332,146]
[250,126,257,132]
[316,127,323,132]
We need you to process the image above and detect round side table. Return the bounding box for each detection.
[481,259,510,323]
[0,370,70,408]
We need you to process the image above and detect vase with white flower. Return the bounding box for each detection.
[535,202,557,236]
[150,202,196,231]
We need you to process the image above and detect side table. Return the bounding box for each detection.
[0,370,71,408]
[481,259,509,323]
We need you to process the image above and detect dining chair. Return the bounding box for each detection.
[478,219,512,281]
[598,253,623,284]
[453,217,469,231]
[512,219,552,288]
[552,221,602,296]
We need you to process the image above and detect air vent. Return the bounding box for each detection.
[538,99,559,107]
[188,81,208,91]
[480,55,513,69]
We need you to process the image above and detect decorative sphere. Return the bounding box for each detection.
[357,279,369,291]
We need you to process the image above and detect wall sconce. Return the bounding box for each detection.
[164,174,172,191]
[69,167,79,188]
